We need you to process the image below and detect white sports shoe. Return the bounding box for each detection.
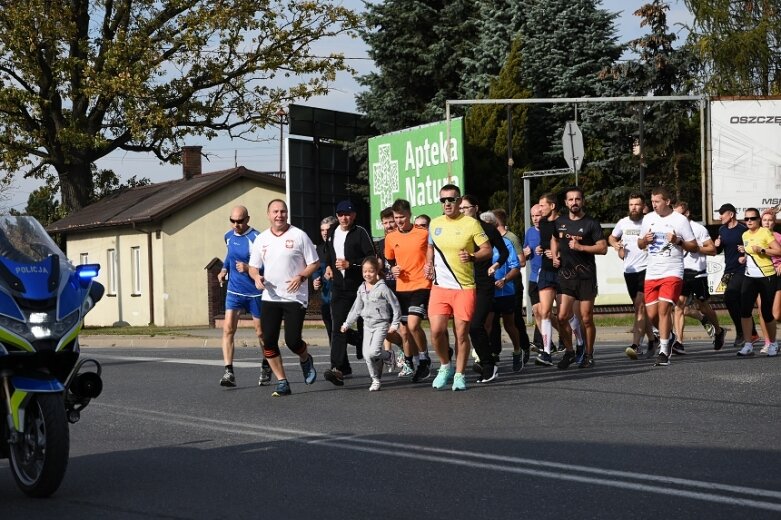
[369,379,381,391]
[737,343,755,357]
[767,342,778,357]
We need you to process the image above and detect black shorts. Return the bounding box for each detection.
[528,281,540,306]
[623,271,646,301]
[396,289,430,321]
[537,269,559,292]
[559,276,598,301]
[492,295,516,315]
[681,269,709,301]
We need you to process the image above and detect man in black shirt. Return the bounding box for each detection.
[716,203,757,348]
[459,195,509,382]
[554,187,607,369]
[534,192,561,366]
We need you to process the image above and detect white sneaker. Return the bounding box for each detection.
[369,379,381,391]
[767,342,778,357]
[760,343,770,355]
[737,343,755,357]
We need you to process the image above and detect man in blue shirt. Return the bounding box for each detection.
[217,205,270,387]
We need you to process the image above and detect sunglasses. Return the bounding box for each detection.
[439,196,460,204]
[744,216,760,222]
[229,217,246,224]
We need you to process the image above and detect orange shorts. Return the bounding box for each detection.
[644,276,683,305]
[429,285,476,322]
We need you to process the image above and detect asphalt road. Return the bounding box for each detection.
[2,333,780,519]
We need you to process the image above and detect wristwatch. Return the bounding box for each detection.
[761,248,766,255]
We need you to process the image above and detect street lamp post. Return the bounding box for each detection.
[276,107,288,176]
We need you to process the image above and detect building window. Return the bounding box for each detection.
[131,246,142,296]
[107,249,117,295]
[80,253,88,265]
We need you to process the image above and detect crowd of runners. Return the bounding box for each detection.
[215,186,781,396]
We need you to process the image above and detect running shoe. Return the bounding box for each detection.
[512,351,524,373]
[557,350,577,370]
[522,348,530,366]
[737,343,755,357]
[477,364,499,383]
[713,327,726,351]
[369,379,381,391]
[555,339,566,353]
[767,342,778,357]
[272,379,291,396]
[671,341,686,355]
[535,352,554,366]
[625,344,639,360]
[300,353,317,385]
[432,364,455,390]
[324,368,345,386]
[654,352,670,367]
[530,342,541,353]
[220,369,236,387]
[258,360,272,386]
[452,372,467,391]
[412,358,431,382]
[398,361,414,378]
[575,342,585,365]
[644,340,658,359]
[733,334,745,349]
[472,360,483,375]
[760,342,770,355]
[578,355,595,369]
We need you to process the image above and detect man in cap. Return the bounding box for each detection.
[716,203,757,348]
[323,200,376,386]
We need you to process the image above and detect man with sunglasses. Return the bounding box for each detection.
[716,203,758,348]
[323,200,376,386]
[217,205,271,387]
[425,184,491,391]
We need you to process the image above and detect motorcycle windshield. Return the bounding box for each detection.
[0,216,65,262]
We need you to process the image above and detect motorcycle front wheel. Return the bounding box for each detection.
[9,393,70,497]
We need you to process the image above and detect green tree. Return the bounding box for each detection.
[0,0,359,214]
[465,38,531,231]
[460,0,526,99]
[684,0,781,95]
[11,185,61,226]
[605,1,701,219]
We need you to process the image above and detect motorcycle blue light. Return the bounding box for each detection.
[76,264,100,280]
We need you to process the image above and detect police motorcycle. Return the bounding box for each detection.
[0,216,104,497]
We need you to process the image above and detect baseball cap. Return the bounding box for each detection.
[717,203,736,214]
[336,200,356,213]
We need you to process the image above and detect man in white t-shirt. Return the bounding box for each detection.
[609,192,657,359]
[248,199,320,396]
[637,187,698,367]
[672,201,727,354]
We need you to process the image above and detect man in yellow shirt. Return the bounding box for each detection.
[425,184,491,391]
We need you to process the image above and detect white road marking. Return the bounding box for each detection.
[95,403,781,512]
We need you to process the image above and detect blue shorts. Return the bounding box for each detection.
[225,292,262,318]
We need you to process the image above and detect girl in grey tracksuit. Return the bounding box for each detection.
[341,257,401,391]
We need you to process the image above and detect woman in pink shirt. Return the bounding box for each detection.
[758,210,781,353]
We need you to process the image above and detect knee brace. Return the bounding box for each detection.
[263,345,281,359]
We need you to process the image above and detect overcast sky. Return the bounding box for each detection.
[2,0,693,212]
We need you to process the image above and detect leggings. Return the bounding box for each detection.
[260,301,307,358]
[740,275,778,323]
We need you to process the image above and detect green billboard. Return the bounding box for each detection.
[368,118,464,237]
